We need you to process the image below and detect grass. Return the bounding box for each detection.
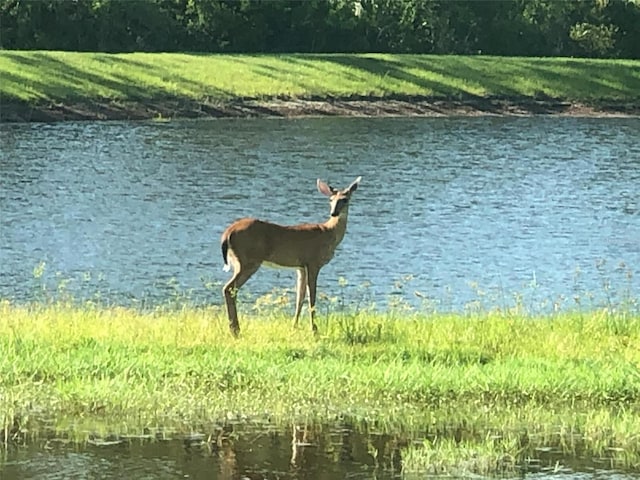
[3,299,640,473]
[401,406,640,476]
[1,51,639,105]
[2,301,640,423]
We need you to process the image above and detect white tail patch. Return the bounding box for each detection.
[223,263,230,272]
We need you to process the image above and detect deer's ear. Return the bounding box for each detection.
[317,179,334,196]
[347,176,361,194]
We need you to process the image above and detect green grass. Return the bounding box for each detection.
[3,300,640,473]
[2,301,640,426]
[1,51,639,105]
[401,405,640,476]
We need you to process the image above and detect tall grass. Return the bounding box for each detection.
[2,300,640,435]
[1,52,638,105]
[3,298,640,473]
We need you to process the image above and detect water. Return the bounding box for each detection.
[2,116,639,312]
[2,423,400,480]
[2,421,639,479]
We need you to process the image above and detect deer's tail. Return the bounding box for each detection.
[221,235,231,272]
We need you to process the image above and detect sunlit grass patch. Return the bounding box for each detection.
[1,52,638,104]
[2,300,640,423]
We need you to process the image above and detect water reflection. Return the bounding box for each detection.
[3,418,640,479]
[2,422,403,480]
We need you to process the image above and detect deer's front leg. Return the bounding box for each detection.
[293,267,307,328]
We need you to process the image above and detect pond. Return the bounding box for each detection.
[1,116,639,313]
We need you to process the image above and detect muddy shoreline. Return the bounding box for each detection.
[1,96,639,122]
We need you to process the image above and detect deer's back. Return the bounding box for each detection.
[222,218,338,268]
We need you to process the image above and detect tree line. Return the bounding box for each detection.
[1,0,639,58]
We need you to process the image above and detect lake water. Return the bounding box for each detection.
[2,116,639,313]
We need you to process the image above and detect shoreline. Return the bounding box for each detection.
[2,96,639,123]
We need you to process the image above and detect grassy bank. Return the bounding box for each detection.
[1,52,639,121]
[2,301,640,425]
[3,301,640,473]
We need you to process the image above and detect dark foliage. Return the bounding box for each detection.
[1,0,638,58]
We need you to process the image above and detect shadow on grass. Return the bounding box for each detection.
[0,51,235,121]
[1,52,639,121]
[524,59,640,99]
[2,51,236,99]
[294,54,465,96]
[280,54,533,116]
[289,54,640,102]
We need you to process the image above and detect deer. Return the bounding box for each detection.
[220,176,361,336]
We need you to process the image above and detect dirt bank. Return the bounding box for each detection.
[1,96,638,122]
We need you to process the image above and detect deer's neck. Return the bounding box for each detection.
[324,210,349,246]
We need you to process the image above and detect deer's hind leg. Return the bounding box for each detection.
[305,266,320,334]
[223,260,260,336]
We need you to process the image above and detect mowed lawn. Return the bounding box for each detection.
[1,51,639,104]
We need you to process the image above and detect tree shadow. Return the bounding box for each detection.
[288,53,640,104]
[2,51,232,102]
[2,52,638,121]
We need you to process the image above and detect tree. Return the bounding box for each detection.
[0,0,638,57]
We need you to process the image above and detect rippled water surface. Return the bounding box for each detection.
[2,421,639,480]
[1,116,640,310]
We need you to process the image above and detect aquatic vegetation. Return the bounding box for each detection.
[401,408,640,476]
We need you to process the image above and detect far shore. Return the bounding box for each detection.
[2,96,639,123]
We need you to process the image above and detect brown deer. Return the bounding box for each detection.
[220,177,361,336]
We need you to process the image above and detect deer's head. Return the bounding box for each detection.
[317,176,361,218]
